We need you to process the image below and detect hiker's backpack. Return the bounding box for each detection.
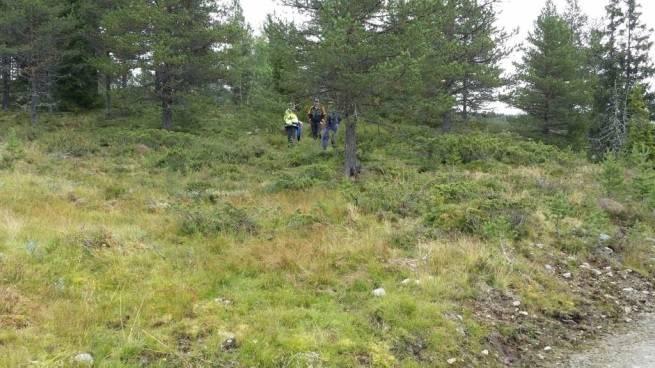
[311,106,322,122]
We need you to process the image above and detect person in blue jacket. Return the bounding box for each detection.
[321,107,341,150]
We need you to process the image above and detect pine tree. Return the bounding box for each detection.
[592,0,653,154]
[563,0,588,47]
[103,0,226,129]
[450,0,509,122]
[512,0,590,144]
[1,0,72,124]
[52,0,102,111]
[282,0,396,177]
[0,0,14,111]
[223,0,255,106]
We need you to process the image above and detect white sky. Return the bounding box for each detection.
[240,0,655,114]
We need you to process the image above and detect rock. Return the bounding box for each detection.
[545,264,554,271]
[73,353,94,366]
[623,288,635,293]
[544,346,552,352]
[580,262,591,269]
[599,233,611,242]
[221,336,238,351]
[535,243,545,249]
[512,301,521,307]
[562,272,572,279]
[372,288,386,297]
[401,279,412,285]
[519,311,529,316]
[481,349,489,356]
[592,269,603,276]
[134,144,151,155]
[598,198,626,216]
[447,358,457,364]
[624,306,632,314]
[214,297,232,306]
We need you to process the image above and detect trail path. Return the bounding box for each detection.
[562,314,655,368]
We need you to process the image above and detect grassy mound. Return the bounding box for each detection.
[0,109,653,367]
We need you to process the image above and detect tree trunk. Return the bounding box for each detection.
[344,112,360,178]
[161,86,173,130]
[441,110,453,132]
[121,73,128,89]
[462,78,469,122]
[30,73,39,125]
[105,74,112,118]
[1,57,9,111]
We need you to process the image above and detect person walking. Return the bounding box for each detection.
[307,97,326,140]
[321,108,341,150]
[284,107,302,145]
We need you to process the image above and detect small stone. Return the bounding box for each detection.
[545,264,554,271]
[447,358,457,364]
[562,272,572,279]
[538,354,545,360]
[580,262,591,269]
[623,288,635,293]
[592,269,603,276]
[221,336,238,351]
[607,272,614,277]
[73,353,94,366]
[214,297,233,306]
[481,349,489,356]
[372,288,386,297]
[604,266,612,271]
[603,247,614,254]
[512,301,521,307]
[401,279,412,285]
[519,311,529,316]
[535,243,545,249]
[599,233,611,242]
[626,318,633,323]
[642,290,650,295]
[544,346,552,352]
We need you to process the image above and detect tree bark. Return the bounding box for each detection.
[161,86,173,130]
[344,112,360,178]
[1,57,9,111]
[105,74,112,118]
[30,72,39,125]
[441,110,453,132]
[462,78,469,121]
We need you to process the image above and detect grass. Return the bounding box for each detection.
[0,107,653,367]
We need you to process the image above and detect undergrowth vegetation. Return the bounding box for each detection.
[0,109,653,367]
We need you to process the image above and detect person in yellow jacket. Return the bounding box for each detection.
[284,107,303,144]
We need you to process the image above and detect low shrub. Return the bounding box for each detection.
[179,204,258,236]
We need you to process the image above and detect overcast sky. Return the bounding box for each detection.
[240,0,655,113]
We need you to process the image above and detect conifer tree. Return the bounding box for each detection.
[513,0,590,143]
[103,0,226,129]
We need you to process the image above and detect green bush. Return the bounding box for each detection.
[179,204,258,236]
[267,163,335,192]
[41,131,99,157]
[412,133,574,170]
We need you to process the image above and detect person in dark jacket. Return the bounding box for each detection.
[321,108,341,150]
[307,97,326,140]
